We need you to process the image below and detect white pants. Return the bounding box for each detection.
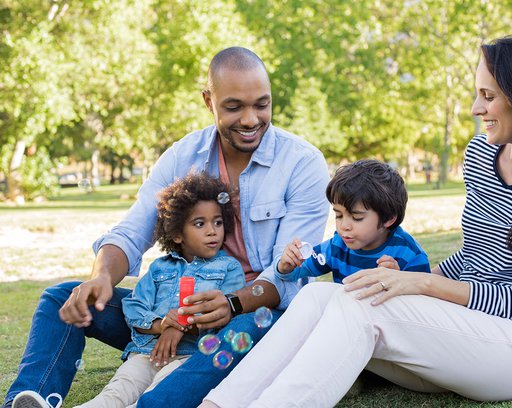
[204,282,512,408]
[75,353,189,408]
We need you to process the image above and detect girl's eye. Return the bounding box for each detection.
[215,220,223,226]
[485,96,494,102]
[194,221,204,228]
[353,217,364,222]
[226,106,240,111]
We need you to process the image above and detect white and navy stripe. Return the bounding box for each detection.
[439,134,512,318]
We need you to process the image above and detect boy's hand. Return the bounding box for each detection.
[277,239,304,273]
[150,327,184,367]
[161,309,189,333]
[376,255,400,270]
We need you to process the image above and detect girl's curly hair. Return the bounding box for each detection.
[153,172,235,254]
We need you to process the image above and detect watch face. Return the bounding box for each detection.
[227,294,243,315]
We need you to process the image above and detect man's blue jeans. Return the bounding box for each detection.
[2,281,132,407]
[2,281,283,408]
[137,308,283,408]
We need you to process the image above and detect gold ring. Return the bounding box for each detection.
[379,281,387,291]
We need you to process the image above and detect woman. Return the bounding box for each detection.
[198,36,512,408]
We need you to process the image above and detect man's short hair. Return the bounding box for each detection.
[207,46,268,91]
[326,159,407,229]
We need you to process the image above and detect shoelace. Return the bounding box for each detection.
[46,393,62,408]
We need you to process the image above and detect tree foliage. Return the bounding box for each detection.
[1,0,512,200]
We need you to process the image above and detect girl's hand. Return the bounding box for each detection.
[376,255,400,270]
[150,327,184,367]
[161,309,189,333]
[342,267,431,305]
[277,239,304,273]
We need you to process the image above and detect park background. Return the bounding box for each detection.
[1,0,512,407]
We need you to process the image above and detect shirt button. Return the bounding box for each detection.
[266,212,270,217]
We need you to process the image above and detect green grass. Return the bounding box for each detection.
[1,181,509,407]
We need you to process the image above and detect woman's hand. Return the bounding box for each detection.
[342,267,431,305]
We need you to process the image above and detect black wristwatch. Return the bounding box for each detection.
[225,293,243,317]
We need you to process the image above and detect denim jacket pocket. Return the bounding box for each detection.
[151,268,179,304]
[195,268,227,292]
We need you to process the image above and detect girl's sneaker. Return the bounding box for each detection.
[12,391,62,408]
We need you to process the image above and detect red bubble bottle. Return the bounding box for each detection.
[178,277,195,325]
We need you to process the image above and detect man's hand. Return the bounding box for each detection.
[150,328,184,367]
[178,289,231,330]
[59,275,113,328]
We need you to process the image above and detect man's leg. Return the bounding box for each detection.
[136,309,284,408]
[2,281,131,408]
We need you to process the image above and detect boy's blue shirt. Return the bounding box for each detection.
[121,249,245,359]
[274,226,430,283]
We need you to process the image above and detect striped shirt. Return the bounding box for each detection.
[275,226,430,283]
[439,134,512,318]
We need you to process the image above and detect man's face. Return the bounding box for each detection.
[203,66,272,154]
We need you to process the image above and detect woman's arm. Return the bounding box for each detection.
[342,268,470,307]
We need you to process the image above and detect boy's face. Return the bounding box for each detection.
[333,202,396,251]
[173,200,225,262]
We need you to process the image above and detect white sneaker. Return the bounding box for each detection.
[12,391,62,408]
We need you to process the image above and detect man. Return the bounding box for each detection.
[3,47,330,408]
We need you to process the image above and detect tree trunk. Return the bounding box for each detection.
[91,148,100,189]
[6,139,26,203]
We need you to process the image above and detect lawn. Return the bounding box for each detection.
[1,181,509,407]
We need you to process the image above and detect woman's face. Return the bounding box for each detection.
[472,58,512,145]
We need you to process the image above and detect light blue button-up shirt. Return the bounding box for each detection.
[93,124,330,309]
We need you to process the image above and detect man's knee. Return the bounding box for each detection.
[40,281,82,308]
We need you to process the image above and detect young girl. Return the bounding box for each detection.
[75,172,245,408]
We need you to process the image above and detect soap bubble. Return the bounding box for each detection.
[217,192,230,205]
[77,179,92,192]
[212,350,234,369]
[299,242,314,259]
[231,332,253,353]
[223,329,236,343]
[254,306,272,328]
[315,253,326,266]
[198,334,221,355]
[251,285,264,297]
[300,241,326,266]
[75,359,85,371]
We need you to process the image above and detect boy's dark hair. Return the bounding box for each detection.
[326,159,407,230]
[154,172,235,253]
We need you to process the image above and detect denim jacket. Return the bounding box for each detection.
[121,250,245,359]
[94,124,330,309]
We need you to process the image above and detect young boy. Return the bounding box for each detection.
[275,159,430,283]
[75,172,246,408]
